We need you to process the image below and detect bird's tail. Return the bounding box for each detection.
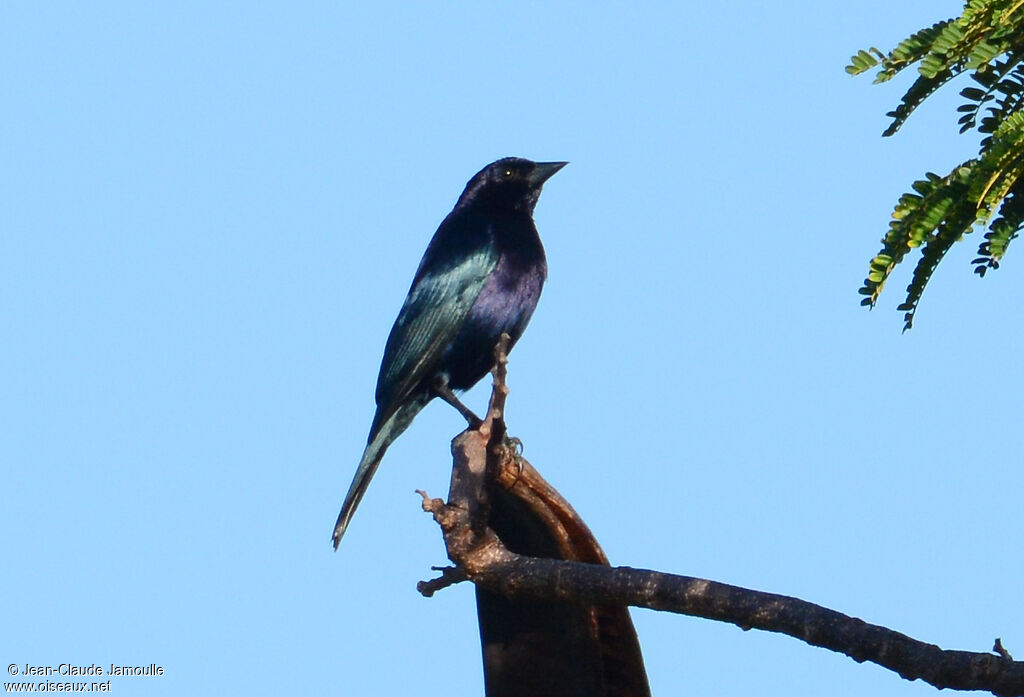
[332,394,430,549]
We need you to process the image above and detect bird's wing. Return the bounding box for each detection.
[371,242,498,434]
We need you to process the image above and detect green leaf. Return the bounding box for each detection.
[850,1,1024,326]
[846,48,881,74]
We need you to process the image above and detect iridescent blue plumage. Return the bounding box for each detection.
[332,158,566,548]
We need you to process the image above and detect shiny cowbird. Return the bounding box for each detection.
[332,157,566,548]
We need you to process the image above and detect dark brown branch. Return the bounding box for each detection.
[416,559,467,597]
[421,334,650,697]
[434,551,1024,695]
[418,335,1024,697]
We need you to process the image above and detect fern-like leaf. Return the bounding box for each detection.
[971,109,1024,211]
[956,55,1020,132]
[858,169,970,306]
[974,176,1024,274]
[852,0,1024,326]
[873,20,956,82]
[883,67,962,136]
[898,190,976,330]
[845,48,884,75]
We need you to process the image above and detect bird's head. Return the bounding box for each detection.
[458,157,567,214]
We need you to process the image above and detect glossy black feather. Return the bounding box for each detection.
[332,157,566,548]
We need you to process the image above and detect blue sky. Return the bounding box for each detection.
[3,2,1021,695]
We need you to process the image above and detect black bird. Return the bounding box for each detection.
[332,157,566,549]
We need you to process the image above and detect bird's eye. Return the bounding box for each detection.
[503,169,513,178]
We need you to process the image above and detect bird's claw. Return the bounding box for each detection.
[503,436,523,454]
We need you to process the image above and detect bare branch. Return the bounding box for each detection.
[418,336,1024,696]
[448,551,1024,695]
[416,564,467,597]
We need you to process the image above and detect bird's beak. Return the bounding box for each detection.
[528,161,568,187]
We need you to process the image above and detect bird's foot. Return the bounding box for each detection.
[490,436,526,485]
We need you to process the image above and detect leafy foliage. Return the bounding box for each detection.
[849,0,1024,329]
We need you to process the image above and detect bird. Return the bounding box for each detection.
[332,157,567,549]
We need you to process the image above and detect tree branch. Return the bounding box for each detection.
[418,335,1024,696]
